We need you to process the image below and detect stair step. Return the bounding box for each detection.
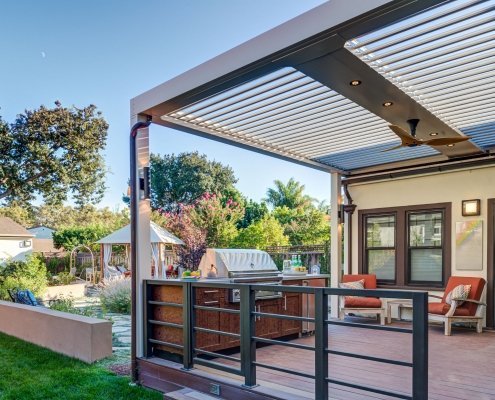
[164,388,223,400]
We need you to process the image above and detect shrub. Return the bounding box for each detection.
[50,296,94,317]
[44,254,70,275]
[0,255,48,300]
[50,271,76,286]
[100,279,131,314]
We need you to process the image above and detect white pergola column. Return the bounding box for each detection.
[132,115,151,358]
[343,192,350,276]
[330,172,342,318]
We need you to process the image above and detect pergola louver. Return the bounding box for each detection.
[348,0,495,153]
[132,0,492,176]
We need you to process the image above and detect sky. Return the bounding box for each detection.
[1,0,329,209]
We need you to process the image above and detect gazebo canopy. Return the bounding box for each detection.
[96,222,184,246]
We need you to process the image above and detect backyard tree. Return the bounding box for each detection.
[188,193,244,248]
[232,215,288,249]
[164,208,207,271]
[265,178,315,210]
[273,206,330,245]
[0,102,108,206]
[150,152,238,212]
[237,199,269,229]
[52,224,112,251]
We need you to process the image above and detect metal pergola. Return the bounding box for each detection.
[129,0,495,380]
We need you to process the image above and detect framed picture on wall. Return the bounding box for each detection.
[455,220,483,271]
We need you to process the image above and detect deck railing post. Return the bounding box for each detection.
[182,282,194,370]
[143,281,152,357]
[240,284,257,388]
[412,292,428,399]
[314,289,329,400]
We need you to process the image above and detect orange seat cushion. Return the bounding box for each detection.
[442,277,486,317]
[342,274,377,289]
[345,297,382,308]
[428,302,471,316]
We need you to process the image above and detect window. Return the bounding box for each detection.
[408,211,444,284]
[365,215,396,282]
[359,203,451,289]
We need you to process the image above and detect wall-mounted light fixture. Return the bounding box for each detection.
[462,199,481,216]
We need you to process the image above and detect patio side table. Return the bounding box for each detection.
[386,299,413,324]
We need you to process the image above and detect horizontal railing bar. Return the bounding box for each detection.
[253,311,314,322]
[254,361,315,380]
[326,320,413,333]
[193,358,243,376]
[326,378,412,400]
[148,300,182,307]
[149,320,183,329]
[324,288,425,299]
[194,326,240,338]
[148,338,184,349]
[193,305,240,314]
[253,336,315,351]
[327,349,413,367]
[194,348,241,362]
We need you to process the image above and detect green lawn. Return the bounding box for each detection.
[0,333,162,400]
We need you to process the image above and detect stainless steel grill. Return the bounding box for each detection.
[198,249,282,302]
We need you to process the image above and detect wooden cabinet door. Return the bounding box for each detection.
[280,292,302,336]
[255,299,282,338]
[219,301,241,349]
[194,288,223,351]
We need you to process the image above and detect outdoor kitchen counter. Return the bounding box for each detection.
[148,275,329,357]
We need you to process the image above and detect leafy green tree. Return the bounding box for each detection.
[232,215,289,249]
[188,193,244,248]
[32,204,129,230]
[237,199,268,229]
[0,202,34,227]
[0,102,108,206]
[52,225,112,251]
[273,206,329,245]
[150,152,238,211]
[265,178,315,210]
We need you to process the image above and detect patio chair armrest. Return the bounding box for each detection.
[428,294,443,300]
[459,298,486,306]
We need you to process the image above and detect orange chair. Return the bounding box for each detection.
[338,274,385,325]
[428,276,486,336]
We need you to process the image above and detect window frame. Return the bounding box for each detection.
[358,203,451,290]
[406,209,445,287]
[363,213,397,284]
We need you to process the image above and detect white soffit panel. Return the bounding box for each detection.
[347,0,495,150]
[161,67,439,172]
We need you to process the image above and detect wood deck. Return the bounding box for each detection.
[139,318,495,399]
[200,320,495,400]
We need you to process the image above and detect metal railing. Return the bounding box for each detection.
[143,280,428,400]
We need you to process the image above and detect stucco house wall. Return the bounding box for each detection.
[348,165,495,285]
[0,217,34,264]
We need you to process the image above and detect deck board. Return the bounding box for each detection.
[201,319,495,399]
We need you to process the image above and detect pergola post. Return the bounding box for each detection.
[130,114,152,381]
[330,172,342,318]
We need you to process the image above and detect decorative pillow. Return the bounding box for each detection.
[339,279,365,299]
[445,284,471,306]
